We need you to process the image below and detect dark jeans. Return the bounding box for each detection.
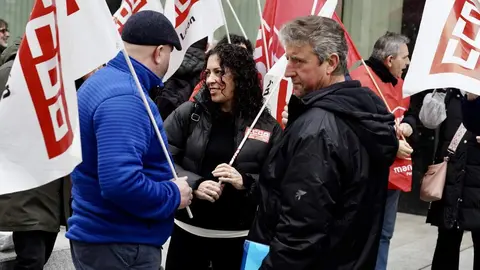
[375,190,400,270]
[166,225,246,270]
[432,228,480,270]
[12,231,58,270]
[70,241,161,270]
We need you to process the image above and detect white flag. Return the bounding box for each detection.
[113,0,164,33]
[403,0,480,97]
[0,0,120,195]
[163,0,224,80]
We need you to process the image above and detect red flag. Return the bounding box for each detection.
[254,0,362,126]
[254,0,361,78]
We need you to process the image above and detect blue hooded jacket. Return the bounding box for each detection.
[66,52,180,247]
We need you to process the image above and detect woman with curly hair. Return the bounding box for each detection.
[164,43,282,270]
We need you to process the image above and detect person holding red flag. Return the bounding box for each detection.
[350,32,415,270]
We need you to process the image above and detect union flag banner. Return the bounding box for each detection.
[163,0,224,80]
[404,0,480,97]
[113,0,164,33]
[0,0,120,195]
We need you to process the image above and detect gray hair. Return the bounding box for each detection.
[371,32,410,61]
[280,16,348,75]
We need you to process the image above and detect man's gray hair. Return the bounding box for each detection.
[280,16,348,75]
[371,32,410,61]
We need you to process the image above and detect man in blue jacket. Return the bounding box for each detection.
[463,93,480,135]
[67,11,193,269]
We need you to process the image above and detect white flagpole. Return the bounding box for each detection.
[311,0,318,15]
[256,0,270,70]
[218,0,231,43]
[224,0,248,38]
[228,76,283,166]
[120,48,194,219]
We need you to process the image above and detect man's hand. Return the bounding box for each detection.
[476,136,480,144]
[467,93,479,101]
[194,180,223,203]
[282,105,288,126]
[172,176,193,209]
[398,123,413,138]
[397,139,413,159]
[213,163,245,190]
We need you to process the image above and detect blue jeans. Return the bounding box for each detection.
[375,190,400,270]
[70,241,161,270]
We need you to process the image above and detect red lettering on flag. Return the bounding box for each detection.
[19,0,74,159]
[114,0,148,32]
[66,0,80,16]
[430,0,480,79]
[175,0,199,28]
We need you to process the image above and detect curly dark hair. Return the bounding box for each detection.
[217,34,254,55]
[201,43,265,121]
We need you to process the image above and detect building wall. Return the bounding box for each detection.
[0,0,34,41]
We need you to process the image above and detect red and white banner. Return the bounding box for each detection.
[0,0,120,195]
[256,0,362,123]
[404,0,480,97]
[163,0,224,80]
[113,0,164,33]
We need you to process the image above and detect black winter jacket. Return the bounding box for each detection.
[248,81,399,270]
[164,99,282,231]
[426,89,480,230]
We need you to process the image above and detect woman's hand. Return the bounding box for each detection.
[212,163,245,190]
[194,180,223,203]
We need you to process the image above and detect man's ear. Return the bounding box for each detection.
[153,45,164,65]
[326,53,340,75]
[386,55,394,68]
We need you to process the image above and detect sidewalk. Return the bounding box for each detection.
[388,213,473,270]
[0,213,474,270]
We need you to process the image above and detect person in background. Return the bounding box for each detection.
[462,93,480,135]
[0,19,9,54]
[188,33,254,101]
[422,88,480,270]
[66,11,192,270]
[0,38,71,270]
[152,37,208,120]
[164,43,282,270]
[350,32,414,270]
[249,16,399,270]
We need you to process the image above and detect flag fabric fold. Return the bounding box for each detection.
[0,0,120,195]
[404,0,480,97]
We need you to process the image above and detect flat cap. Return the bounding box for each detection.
[121,10,182,51]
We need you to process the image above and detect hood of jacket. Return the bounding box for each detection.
[289,80,398,165]
[175,46,205,77]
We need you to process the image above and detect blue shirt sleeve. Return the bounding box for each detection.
[93,94,181,221]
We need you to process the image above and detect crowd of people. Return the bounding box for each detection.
[0,7,480,270]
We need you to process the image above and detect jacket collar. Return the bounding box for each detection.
[287,80,361,126]
[108,52,164,94]
[365,57,398,86]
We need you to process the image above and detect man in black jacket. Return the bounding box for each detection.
[248,16,399,270]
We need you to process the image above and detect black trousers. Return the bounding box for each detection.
[165,225,246,270]
[432,227,480,270]
[12,231,58,270]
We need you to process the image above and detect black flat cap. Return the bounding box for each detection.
[121,10,182,51]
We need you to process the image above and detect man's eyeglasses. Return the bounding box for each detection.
[0,28,9,34]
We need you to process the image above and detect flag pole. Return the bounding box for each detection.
[224,0,248,38]
[228,76,283,166]
[218,0,231,43]
[120,48,193,219]
[256,0,270,71]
